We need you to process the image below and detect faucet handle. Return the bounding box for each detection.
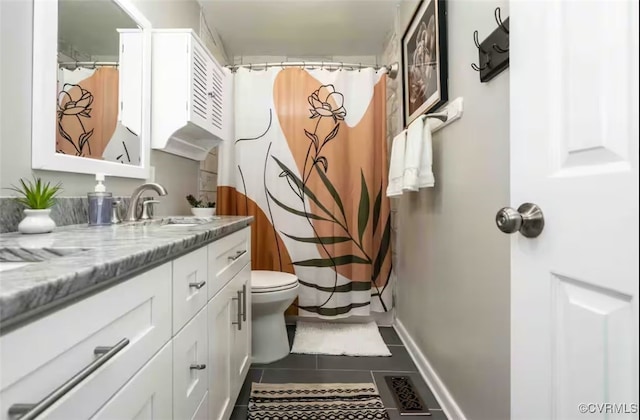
[141,200,160,220]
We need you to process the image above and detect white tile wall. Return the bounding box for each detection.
[198,148,218,205]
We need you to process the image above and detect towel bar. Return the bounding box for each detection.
[420,97,464,134]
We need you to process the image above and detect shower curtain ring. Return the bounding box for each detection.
[249,63,252,71]
[359,63,362,72]
[281,61,284,69]
[321,61,324,70]
[93,61,97,69]
[340,62,344,71]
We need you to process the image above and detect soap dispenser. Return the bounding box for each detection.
[88,173,113,226]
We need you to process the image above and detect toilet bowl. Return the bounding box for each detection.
[251,270,299,364]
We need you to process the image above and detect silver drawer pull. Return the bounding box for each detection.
[241,284,247,322]
[232,291,242,330]
[188,281,206,290]
[8,338,129,420]
[189,364,207,370]
[228,249,247,261]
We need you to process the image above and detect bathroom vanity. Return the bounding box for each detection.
[0,216,253,420]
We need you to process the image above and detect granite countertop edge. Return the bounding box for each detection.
[0,216,253,332]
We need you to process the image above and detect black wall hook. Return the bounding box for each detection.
[470,7,510,82]
[494,7,509,34]
[471,30,490,71]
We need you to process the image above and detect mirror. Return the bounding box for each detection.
[32,0,151,179]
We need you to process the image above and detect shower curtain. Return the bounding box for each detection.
[218,67,392,318]
[56,67,140,164]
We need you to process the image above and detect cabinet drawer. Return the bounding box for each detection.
[173,246,208,333]
[0,263,172,420]
[173,306,208,420]
[91,341,172,420]
[207,227,250,299]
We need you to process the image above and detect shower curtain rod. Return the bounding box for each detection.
[58,61,118,68]
[227,61,399,79]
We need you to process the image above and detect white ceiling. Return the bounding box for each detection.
[199,0,402,58]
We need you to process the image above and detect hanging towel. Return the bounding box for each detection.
[402,116,424,191]
[386,130,407,197]
[418,119,435,188]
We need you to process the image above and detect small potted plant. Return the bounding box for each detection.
[9,177,62,234]
[186,194,216,217]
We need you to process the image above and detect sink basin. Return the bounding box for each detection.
[0,247,89,272]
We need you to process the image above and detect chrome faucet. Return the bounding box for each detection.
[124,183,168,222]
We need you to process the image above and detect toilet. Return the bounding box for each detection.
[251,270,299,364]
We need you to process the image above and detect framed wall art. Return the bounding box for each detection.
[402,0,448,126]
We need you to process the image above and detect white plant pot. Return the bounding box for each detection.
[190,207,215,217]
[18,209,56,234]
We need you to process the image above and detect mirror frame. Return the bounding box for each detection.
[32,0,152,179]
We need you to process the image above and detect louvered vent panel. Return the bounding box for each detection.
[191,45,208,121]
[210,64,224,130]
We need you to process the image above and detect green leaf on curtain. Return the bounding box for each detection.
[293,255,370,267]
[372,215,391,283]
[315,156,328,172]
[272,156,336,221]
[315,164,347,225]
[372,185,382,236]
[266,188,330,222]
[357,170,370,244]
[282,232,351,244]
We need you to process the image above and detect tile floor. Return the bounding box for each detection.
[230,325,448,419]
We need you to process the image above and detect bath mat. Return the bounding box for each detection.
[291,321,392,356]
[248,382,390,420]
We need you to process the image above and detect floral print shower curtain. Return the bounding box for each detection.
[218,67,392,318]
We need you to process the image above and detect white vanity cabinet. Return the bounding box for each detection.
[0,227,252,420]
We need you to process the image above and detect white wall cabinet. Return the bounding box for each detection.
[151,29,232,161]
[0,227,251,420]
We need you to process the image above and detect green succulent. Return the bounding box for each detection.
[186,194,215,208]
[9,177,62,209]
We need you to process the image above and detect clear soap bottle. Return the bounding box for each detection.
[88,173,113,226]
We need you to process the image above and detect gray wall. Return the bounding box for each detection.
[0,0,204,217]
[388,0,511,419]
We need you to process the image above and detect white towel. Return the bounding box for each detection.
[386,130,406,197]
[418,119,435,188]
[402,117,424,191]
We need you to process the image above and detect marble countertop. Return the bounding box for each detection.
[0,216,253,332]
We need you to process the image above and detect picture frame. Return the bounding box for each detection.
[401,0,448,126]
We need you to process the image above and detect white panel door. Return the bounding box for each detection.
[207,284,234,420]
[231,264,252,398]
[510,1,639,419]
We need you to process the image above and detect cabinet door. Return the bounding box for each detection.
[207,285,234,420]
[231,264,252,399]
[91,342,172,420]
[173,307,208,420]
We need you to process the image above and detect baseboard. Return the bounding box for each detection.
[394,320,467,420]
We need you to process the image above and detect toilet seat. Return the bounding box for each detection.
[251,270,298,293]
